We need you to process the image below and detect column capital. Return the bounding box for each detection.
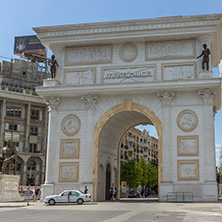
[157,91,175,106]
[46,96,61,110]
[81,95,98,109]
[198,89,216,105]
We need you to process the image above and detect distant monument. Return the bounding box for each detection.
[0,140,22,202]
[197,44,211,71]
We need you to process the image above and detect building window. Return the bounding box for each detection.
[6,106,22,118]
[31,110,39,120]
[27,160,36,171]
[8,87,23,93]
[29,143,37,153]
[29,126,38,153]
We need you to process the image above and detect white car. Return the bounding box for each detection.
[44,190,91,205]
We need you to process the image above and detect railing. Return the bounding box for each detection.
[167,192,193,202]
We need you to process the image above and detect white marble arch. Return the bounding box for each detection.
[35,14,222,202]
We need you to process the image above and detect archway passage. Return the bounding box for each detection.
[93,102,162,201]
[105,163,111,200]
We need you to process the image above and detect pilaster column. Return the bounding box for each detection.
[0,99,6,149]
[44,96,60,184]
[157,91,175,183]
[198,89,216,182]
[81,95,98,183]
[25,102,31,152]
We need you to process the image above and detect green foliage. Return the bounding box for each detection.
[120,158,158,190]
[120,159,142,189]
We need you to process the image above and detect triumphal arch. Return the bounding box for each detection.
[34,14,222,202]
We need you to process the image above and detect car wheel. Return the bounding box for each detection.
[77,198,84,204]
[48,199,55,205]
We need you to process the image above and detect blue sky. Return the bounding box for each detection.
[1,0,222,162]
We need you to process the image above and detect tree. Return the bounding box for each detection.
[138,157,148,187]
[120,159,142,190]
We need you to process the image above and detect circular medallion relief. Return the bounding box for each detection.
[119,43,138,62]
[177,110,198,132]
[61,114,81,136]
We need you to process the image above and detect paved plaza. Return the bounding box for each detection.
[1,198,222,222]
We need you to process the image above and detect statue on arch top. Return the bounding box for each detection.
[197,44,211,71]
[48,55,59,79]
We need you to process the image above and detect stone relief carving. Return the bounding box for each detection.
[61,166,76,180]
[60,139,80,159]
[146,40,195,60]
[119,43,138,62]
[180,163,197,178]
[59,163,79,182]
[4,181,18,191]
[81,95,98,109]
[163,64,195,80]
[61,115,81,136]
[46,96,61,110]
[177,110,198,132]
[178,136,198,156]
[157,91,175,106]
[102,66,155,84]
[65,69,96,85]
[198,89,216,105]
[66,45,112,65]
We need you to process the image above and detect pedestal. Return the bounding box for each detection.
[43,79,61,87]
[198,71,213,79]
[0,174,23,202]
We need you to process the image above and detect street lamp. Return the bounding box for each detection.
[27,161,34,206]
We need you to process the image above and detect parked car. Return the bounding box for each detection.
[128,190,140,198]
[44,190,91,205]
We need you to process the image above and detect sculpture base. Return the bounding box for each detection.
[0,174,23,202]
[43,79,61,87]
[198,71,213,79]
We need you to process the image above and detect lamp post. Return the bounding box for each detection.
[27,161,34,206]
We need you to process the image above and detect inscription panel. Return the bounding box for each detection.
[102,65,156,84]
[162,63,196,80]
[146,40,195,60]
[59,162,79,182]
[60,139,80,159]
[65,45,112,65]
[177,136,199,156]
[64,68,96,85]
[178,160,199,181]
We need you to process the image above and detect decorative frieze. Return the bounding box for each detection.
[81,95,98,109]
[102,65,156,84]
[146,39,195,60]
[64,68,96,85]
[60,139,80,159]
[59,162,79,182]
[198,89,216,105]
[177,136,199,156]
[119,43,138,62]
[178,160,199,181]
[157,91,175,106]
[61,114,81,136]
[177,110,198,132]
[65,45,112,65]
[46,96,61,110]
[162,63,196,80]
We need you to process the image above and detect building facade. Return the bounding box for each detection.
[120,128,158,163]
[0,59,49,186]
[34,14,222,202]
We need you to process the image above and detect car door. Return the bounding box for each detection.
[68,191,80,202]
[58,191,69,203]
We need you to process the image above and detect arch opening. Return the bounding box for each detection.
[93,102,162,201]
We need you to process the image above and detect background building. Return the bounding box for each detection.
[120,128,158,163]
[0,59,49,185]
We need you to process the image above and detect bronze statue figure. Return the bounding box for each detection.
[197,44,211,71]
[48,55,59,79]
[0,140,17,174]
